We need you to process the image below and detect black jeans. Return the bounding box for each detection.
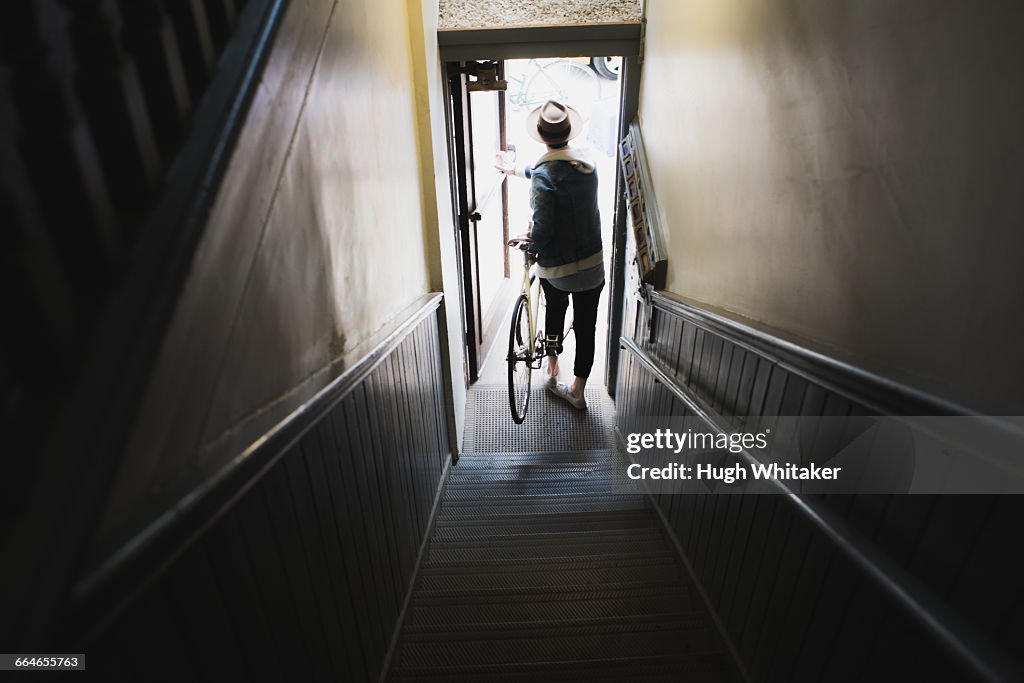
[540,279,604,379]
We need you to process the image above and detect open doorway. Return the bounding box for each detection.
[448,56,624,385]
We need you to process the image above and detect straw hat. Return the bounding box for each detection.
[526,100,584,145]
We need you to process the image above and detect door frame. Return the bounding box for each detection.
[446,61,483,382]
[439,23,642,394]
[445,60,510,382]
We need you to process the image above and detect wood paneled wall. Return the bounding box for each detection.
[78,306,450,681]
[616,294,1023,681]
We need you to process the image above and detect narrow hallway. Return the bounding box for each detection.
[387,386,738,680]
[5,0,1024,679]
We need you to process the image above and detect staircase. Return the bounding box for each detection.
[387,387,738,680]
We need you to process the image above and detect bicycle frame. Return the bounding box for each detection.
[517,247,545,369]
[512,241,574,369]
[506,240,543,423]
[507,237,576,422]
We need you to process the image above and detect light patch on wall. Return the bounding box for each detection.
[638,0,1024,409]
[667,0,767,46]
[307,0,430,356]
[101,0,439,539]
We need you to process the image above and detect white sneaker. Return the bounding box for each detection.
[543,369,558,390]
[550,382,587,410]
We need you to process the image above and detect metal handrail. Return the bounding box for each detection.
[619,334,1020,682]
[648,291,1023,426]
[71,294,444,644]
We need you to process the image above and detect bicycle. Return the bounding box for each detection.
[506,58,602,112]
[505,236,573,423]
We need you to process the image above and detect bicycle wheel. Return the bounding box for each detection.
[525,60,601,112]
[507,294,532,423]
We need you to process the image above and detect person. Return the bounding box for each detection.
[496,100,603,410]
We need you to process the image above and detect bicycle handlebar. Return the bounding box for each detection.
[507,237,537,254]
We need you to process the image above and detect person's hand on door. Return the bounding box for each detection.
[494,150,515,175]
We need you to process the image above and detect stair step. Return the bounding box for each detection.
[440,492,643,505]
[397,625,725,668]
[443,483,621,497]
[414,583,692,606]
[407,595,698,629]
[417,559,683,594]
[451,464,620,474]
[434,508,654,529]
[458,448,618,457]
[419,553,679,575]
[436,507,651,528]
[433,517,656,540]
[450,464,617,475]
[446,475,619,487]
[449,462,617,474]
[438,497,647,517]
[451,469,620,479]
[387,443,738,681]
[413,583,689,606]
[427,539,669,563]
[405,611,712,639]
[428,528,663,548]
[436,506,648,522]
[389,653,735,681]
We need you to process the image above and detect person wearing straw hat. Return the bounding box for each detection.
[496,100,604,410]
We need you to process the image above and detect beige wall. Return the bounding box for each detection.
[639,0,1024,410]
[103,0,457,535]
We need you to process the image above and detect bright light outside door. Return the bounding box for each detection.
[472,56,623,383]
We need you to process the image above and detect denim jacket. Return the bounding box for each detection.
[526,146,602,274]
